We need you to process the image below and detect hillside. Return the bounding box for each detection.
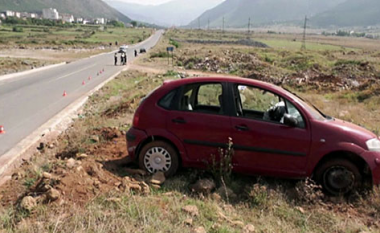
[311,0,380,27]
[188,0,345,28]
[104,0,223,26]
[0,0,131,22]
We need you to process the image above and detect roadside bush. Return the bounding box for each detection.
[163,70,179,77]
[12,27,23,33]
[150,51,170,58]
[169,38,180,48]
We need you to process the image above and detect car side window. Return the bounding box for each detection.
[236,85,305,128]
[158,89,178,110]
[179,83,224,115]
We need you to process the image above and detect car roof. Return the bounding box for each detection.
[163,76,284,92]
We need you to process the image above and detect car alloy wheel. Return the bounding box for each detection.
[139,141,179,177]
[144,147,172,173]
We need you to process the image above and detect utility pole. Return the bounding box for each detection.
[301,15,308,50]
[208,18,210,31]
[248,17,251,34]
[222,17,225,33]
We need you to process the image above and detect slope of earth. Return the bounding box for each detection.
[311,0,380,27]
[105,0,222,26]
[188,0,345,28]
[0,0,131,23]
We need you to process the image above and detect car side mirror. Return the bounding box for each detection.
[284,114,298,127]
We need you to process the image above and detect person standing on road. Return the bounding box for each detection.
[114,53,118,66]
[121,52,126,65]
[134,50,138,57]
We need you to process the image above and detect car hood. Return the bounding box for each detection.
[325,118,377,145]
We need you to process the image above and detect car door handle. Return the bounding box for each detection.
[235,125,249,131]
[172,118,186,124]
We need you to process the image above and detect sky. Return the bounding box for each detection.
[111,0,173,5]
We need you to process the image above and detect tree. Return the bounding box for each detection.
[131,21,138,27]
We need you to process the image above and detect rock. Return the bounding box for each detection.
[243,224,255,233]
[151,184,161,189]
[90,135,100,143]
[76,153,88,159]
[231,220,244,227]
[76,166,83,172]
[211,193,222,201]
[46,188,60,202]
[184,218,193,226]
[296,206,306,214]
[125,168,147,176]
[216,186,237,200]
[182,205,199,217]
[191,226,206,233]
[42,172,53,179]
[150,172,165,185]
[48,144,54,149]
[20,196,37,211]
[12,171,26,180]
[66,158,76,169]
[191,179,216,194]
[106,197,121,203]
[141,181,150,194]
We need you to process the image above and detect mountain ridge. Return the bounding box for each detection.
[0,0,131,22]
[188,0,346,28]
[105,0,223,26]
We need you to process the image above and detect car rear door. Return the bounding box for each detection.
[230,83,312,177]
[167,82,232,167]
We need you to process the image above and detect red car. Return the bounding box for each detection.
[126,76,380,195]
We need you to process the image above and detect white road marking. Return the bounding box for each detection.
[52,64,97,82]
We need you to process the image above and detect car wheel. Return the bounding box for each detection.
[139,141,179,177]
[314,158,362,196]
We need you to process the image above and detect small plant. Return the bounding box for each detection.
[169,38,180,48]
[23,177,37,189]
[150,51,170,58]
[210,137,234,185]
[295,178,324,205]
[248,183,269,208]
[12,27,23,33]
[163,70,179,77]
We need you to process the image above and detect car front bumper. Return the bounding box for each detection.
[361,151,380,185]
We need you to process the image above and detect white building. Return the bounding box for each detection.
[76,17,83,23]
[42,8,59,20]
[61,13,74,23]
[5,10,15,17]
[0,13,5,19]
[95,18,105,25]
[15,12,21,18]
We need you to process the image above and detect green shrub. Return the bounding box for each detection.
[12,27,23,33]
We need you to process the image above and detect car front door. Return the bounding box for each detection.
[167,82,232,167]
[230,83,311,177]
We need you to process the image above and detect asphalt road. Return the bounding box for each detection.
[0,30,163,157]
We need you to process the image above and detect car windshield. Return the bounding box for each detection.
[283,89,326,121]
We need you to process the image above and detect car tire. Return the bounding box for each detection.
[138,141,179,177]
[314,158,362,196]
